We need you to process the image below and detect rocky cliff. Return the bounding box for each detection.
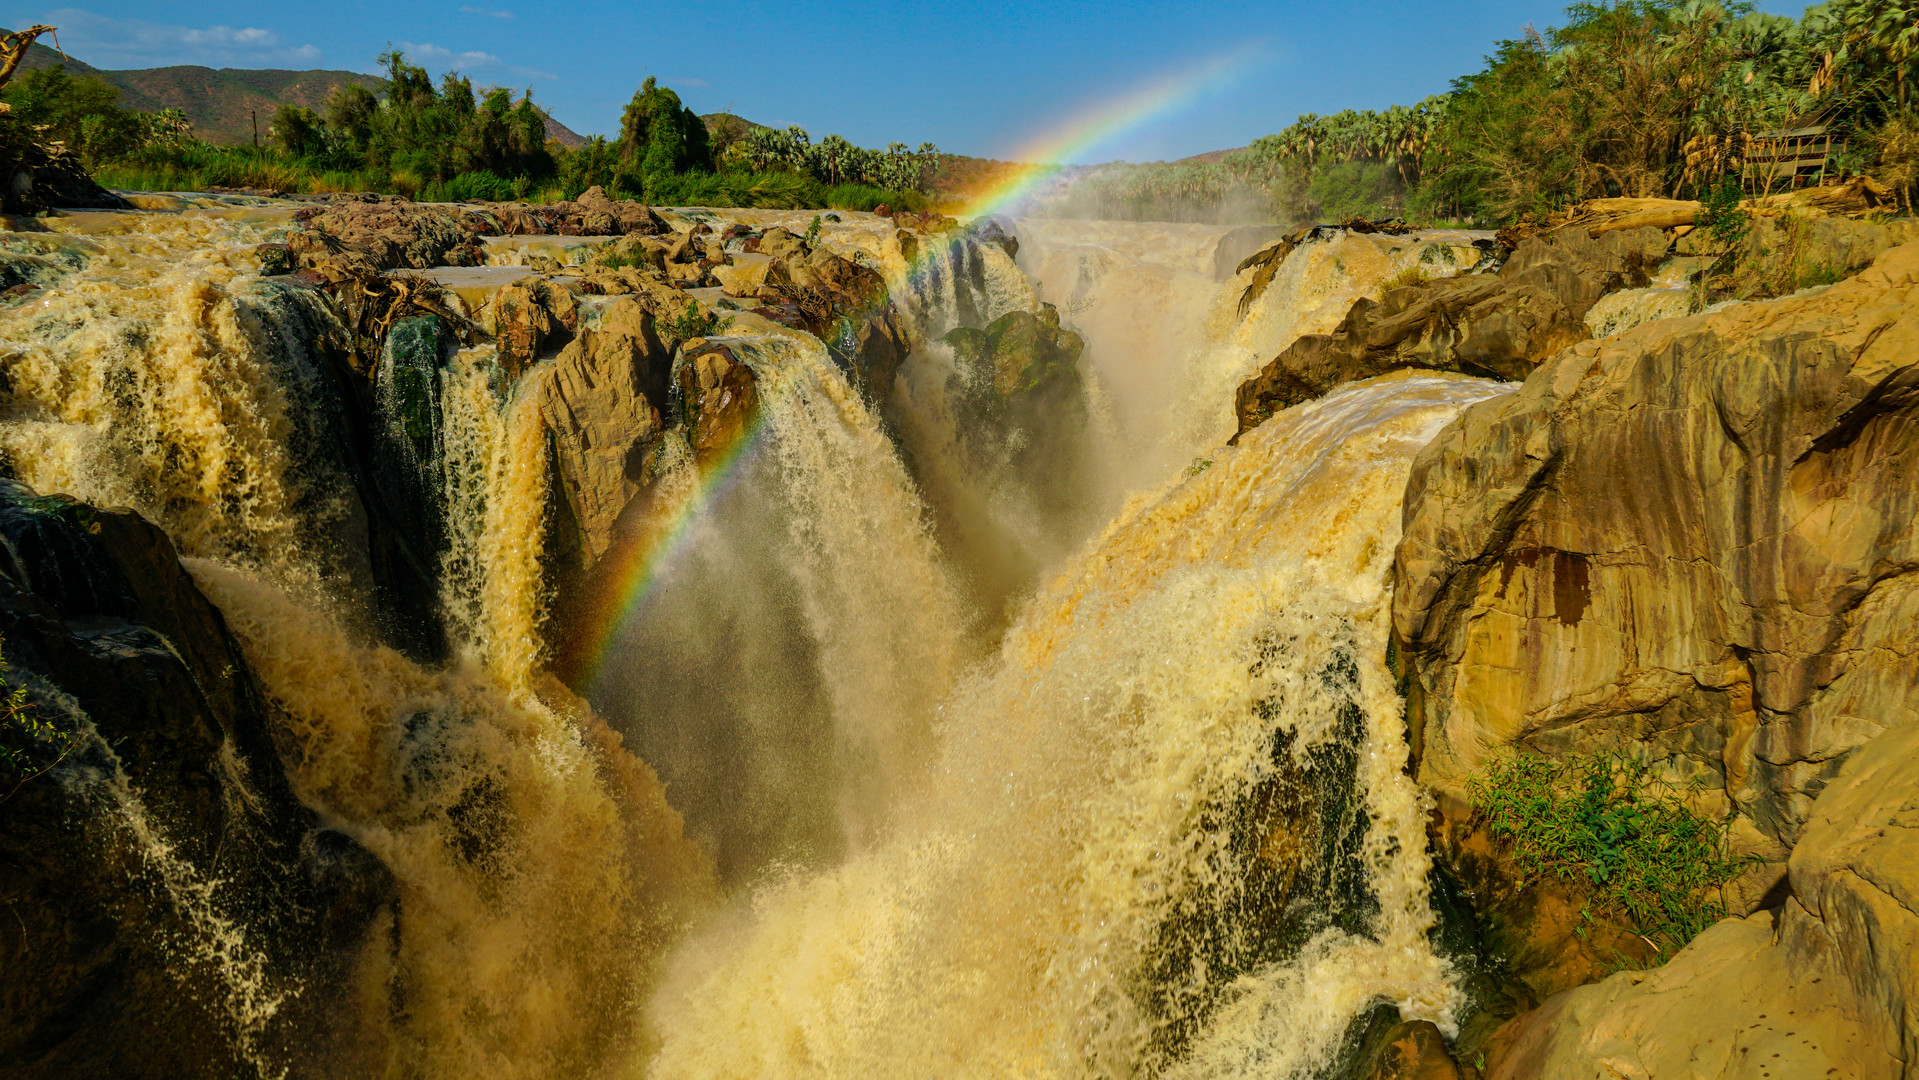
[1388,241,1919,1076]
[0,482,392,1077]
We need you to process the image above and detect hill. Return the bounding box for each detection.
[14,36,587,147]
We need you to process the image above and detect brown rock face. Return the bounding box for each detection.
[1393,243,1919,848]
[491,277,578,376]
[751,233,911,405]
[534,298,671,566]
[0,484,392,1077]
[1367,1020,1464,1080]
[287,202,492,270]
[676,342,761,469]
[1233,228,1667,440]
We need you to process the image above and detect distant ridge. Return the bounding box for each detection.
[11,34,587,148]
[1173,147,1245,165]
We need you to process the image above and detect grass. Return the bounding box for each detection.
[1467,751,1750,955]
[0,634,83,792]
[1376,264,1432,299]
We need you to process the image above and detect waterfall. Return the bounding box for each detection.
[645,371,1511,1079]
[1016,220,1485,489]
[0,208,363,597]
[3,202,1519,1079]
[592,329,967,880]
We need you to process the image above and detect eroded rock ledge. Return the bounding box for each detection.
[1391,242,1919,1077]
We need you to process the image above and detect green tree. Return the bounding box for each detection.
[620,77,710,176]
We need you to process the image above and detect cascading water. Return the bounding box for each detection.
[0,201,712,1078]
[591,328,966,880]
[644,371,1509,1079]
[1016,220,1487,487]
[2,199,1518,1079]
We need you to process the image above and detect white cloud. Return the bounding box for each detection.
[395,40,555,84]
[458,5,515,17]
[397,40,501,69]
[34,8,324,68]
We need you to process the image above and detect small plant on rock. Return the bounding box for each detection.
[1468,751,1750,956]
[803,214,824,245]
[0,636,83,790]
[1376,264,1432,299]
[1695,175,1749,272]
[665,299,734,344]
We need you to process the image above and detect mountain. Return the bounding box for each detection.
[13,36,587,148]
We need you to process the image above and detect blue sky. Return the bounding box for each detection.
[11,1,1811,162]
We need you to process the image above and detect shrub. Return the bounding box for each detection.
[1468,751,1750,956]
[1376,264,1431,298]
[663,299,734,343]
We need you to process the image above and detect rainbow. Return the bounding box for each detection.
[561,394,773,692]
[567,48,1264,693]
[957,43,1267,218]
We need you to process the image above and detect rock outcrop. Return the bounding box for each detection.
[1234,227,1667,439]
[0,483,393,1078]
[747,227,910,406]
[491,276,578,376]
[675,340,761,469]
[943,303,1085,404]
[1393,242,1919,847]
[287,202,492,271]
[534,297,672,565]
[1386,241,1919,1074]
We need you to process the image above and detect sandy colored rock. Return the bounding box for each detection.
[534,297,670,565]
[491,276,578,375]
[1234,228,1666,439]
[1394,242,1919,848]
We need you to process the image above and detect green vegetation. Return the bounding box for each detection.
[1375,263,1433,299]
[7,47,937,210]
[0,635,81,787]
[664,300,735,343]
[1469,751,1751,955]
[1044,0,1919,224]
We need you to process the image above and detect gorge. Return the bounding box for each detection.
[0,181,1913,1080]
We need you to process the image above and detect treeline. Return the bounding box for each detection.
[1046,0,1919,225]
[0,48,942,210]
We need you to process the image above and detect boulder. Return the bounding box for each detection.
[491,277,578,376]
[675,341,760,469]
[968,216,1020,260]
[0,137,129,215]
[0,483,393,1078]
[1365,1021,1464,1080]
[534,298,671,565]
[287,202,490,271]
[1482,721,1919,1080]
[477,189,668,238]
[944,303,1084,402]
[1233,227,1667,439]
[1393,243,1919,849]
[750,234,912,405]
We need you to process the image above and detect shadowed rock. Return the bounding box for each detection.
[0,482,393,1078]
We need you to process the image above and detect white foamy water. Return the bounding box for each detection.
[2,204,1529,1079]
[644,371,1511,1079]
